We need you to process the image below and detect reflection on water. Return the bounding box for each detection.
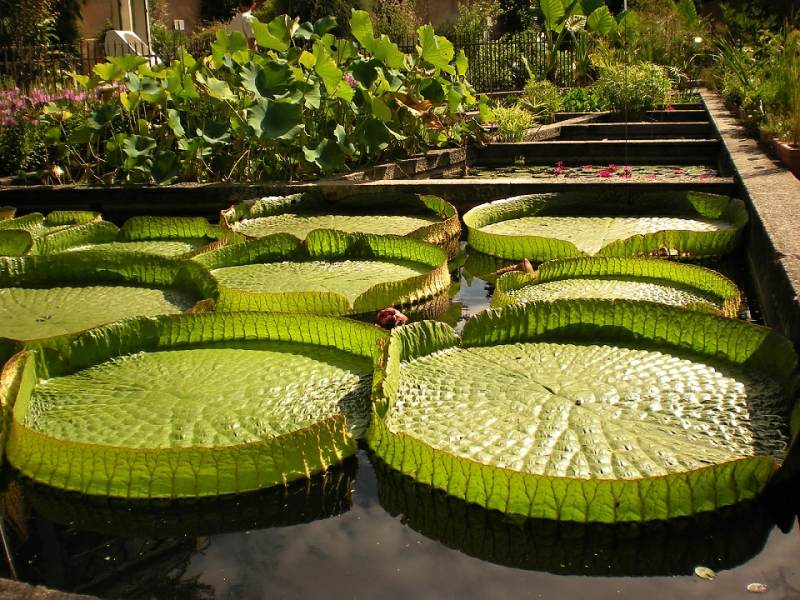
[373,455,786,577]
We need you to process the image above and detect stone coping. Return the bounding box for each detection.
[0,580,96,600]
[701,89,800,345]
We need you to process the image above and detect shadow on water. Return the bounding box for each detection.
[0,458,357,595]
[371,454,799,578]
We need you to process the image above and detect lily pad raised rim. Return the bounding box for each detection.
[492,257,742,317]
[2,312,388,499]
[367,300,799,523]
[0,251,218,347]
[0,211,119,257]
[220,191,461,258]
[194,229,451,316]
[463,191,750,261]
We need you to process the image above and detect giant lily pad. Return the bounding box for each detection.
[65,216,220,257]
[464,192,749,261]
[368,301,798,523]
[493,257,741,317]
[0,252,216,346]
[3,312,387,498]
[0,211,118,257]
[194,229,450,316]
[221,192,461,258]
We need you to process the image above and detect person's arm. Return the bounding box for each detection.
[244,17,256,50]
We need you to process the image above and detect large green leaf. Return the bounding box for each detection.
[0,252,216,344]
[0,207,16,220]
[349,10,406,69]
[221,192,461,257]
[464,192,749,261]
[5,312,388,498]
[66,216,218,258]
[541,0,567,32]
[368,300,798,523]
[251,15,294,52]
[0,212,120,257]
[586,6,616,35]
[247,99,305,141]
[196,229,450,316]
[417,25,455,74]
[492,257,741,317]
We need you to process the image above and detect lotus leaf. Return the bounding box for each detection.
[4,312,387,498]
[66,216,219,258]
[195,229,450,315]
[464,192,749,261]
[221,192,461,258]
[0,252,216,345]
[492,257,741,317]
[368,300,798,523]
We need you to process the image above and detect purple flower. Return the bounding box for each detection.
[599,169,612,178]
[607,163,618,172]
[344,73,357,89]
[555,160,564,168]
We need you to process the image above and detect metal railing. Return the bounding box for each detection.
[0,33,575,93]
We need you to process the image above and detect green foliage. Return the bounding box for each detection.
[263,0,364,34]
[435,0,500,41]
[0,121,48,176]
[366,0,420,42]
[559,86,609,112]
[18,11,488,185]
[497,0,537,34]
[0,0,57,47]
[594,61,672,114]
[492,106,536,142]
[520,78,561,123]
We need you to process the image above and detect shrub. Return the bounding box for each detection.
[559,87,610,113]
[14,12,490,185]
[520,79,561,123]
[493,106,536,142]
[594,61,672,114]
[368,0,420,43]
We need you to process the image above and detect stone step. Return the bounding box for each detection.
[557,122,714,140]
[476,139,722,165]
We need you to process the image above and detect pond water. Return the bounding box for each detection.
[1,251,798,599]
[462,164,720,180]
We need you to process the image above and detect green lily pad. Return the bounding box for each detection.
[492,257,741,317]
[221,192,461,258]
[0,211,119,257]
[64,216,219,258]
[464,192,749,261]
[195,229,450,316]
[0,252,216,344]
[368,300,798,523]
[4,312,387,498]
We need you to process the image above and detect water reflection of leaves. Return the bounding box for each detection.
[373,456,795,577]
[19,457,357,539]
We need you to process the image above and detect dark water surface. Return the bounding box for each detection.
[2,265,799,599]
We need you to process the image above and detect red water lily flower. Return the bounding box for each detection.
[599,169,612,178]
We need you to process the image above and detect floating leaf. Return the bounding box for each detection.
[464,192,749,261]
[492,257,741,317]
[694,566,716,580]
[195,229,450,316]
[221,192,460,257]
[4,312,387,498]
[0,252,215,344]
[367,300,797,523]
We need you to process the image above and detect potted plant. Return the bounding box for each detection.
[772,30,800,176]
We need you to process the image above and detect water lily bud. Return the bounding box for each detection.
[375,308,408,330]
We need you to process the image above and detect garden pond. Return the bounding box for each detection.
[0,191,798,598]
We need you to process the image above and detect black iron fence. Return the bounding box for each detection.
[0,32,575,93]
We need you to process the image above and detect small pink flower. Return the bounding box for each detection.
[623,166,633,179]
[553,167,564,175]
[599,169,612,178]
[582,164,593,170]
[555,160,564,168]
[607,163,618,172]
[698,174,710,181]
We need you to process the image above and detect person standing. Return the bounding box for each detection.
[228,0,257,48]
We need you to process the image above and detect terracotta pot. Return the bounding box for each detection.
[774,139,800,178]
